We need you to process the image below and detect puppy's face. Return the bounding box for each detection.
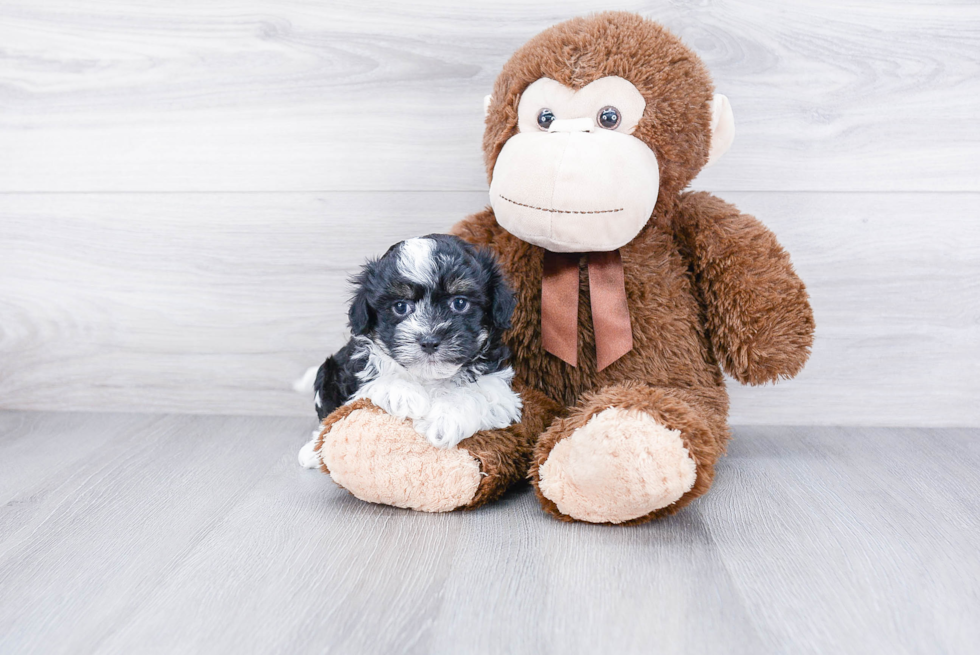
[348,234,515,380]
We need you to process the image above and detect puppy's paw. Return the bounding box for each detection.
[298,437,321,469]
[382,380,430,419]
[417,414,467,449]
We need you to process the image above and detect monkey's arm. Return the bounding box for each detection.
[675,191,814,385]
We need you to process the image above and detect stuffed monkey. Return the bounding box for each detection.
[314,12,814,524]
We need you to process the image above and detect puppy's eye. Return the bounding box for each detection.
[392,300,415,317]
[597,106,621,129]
[537,108,555,130]
[449,297,470,313]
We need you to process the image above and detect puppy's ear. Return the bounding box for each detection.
[348,262,377,336]
[348,287,374,335]
[479,249,516,331]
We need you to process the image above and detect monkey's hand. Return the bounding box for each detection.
[676,191,815,385]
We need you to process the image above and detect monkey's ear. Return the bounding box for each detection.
[706,94,735,167]
[484,95,493,118]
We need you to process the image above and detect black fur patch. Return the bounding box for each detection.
[314,341,366,421]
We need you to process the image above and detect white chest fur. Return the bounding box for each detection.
[350,342,522,449]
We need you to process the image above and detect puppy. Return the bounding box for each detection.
[299,234,522,467]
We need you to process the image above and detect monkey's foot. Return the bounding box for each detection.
[314,400,482,512]
[535,407,697,524]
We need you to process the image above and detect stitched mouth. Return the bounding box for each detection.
[498,194,623,215]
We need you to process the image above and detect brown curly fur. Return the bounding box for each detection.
[460,385,562,509]
[449,12,814,523]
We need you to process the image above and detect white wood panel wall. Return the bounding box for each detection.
[1,1,978,425]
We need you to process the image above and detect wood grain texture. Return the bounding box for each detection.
[0,411,977,654]
[724,191,980,426]
[1,191,977,425]
[0,1,977,192]
[704,425,980,654]
[1,2,977,425]
[0,191,476,417]
[0,411,293,654]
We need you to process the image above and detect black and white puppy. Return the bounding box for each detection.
[299,234,522,466]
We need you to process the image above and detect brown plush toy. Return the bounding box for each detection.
[313,12,814,524]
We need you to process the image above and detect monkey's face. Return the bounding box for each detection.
[483,13,736,254]
[489,76,659,253]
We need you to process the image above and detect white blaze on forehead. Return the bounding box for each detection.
[397,238,438,287]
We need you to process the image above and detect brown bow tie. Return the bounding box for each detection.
[541,250,633,371]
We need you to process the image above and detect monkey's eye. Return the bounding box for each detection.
[597,106,621,129]
[537,109,556,130]
[392,300,415,317]
[449,297,470,313]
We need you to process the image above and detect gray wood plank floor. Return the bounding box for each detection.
[0,411,976,654]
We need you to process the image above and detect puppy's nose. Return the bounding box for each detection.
[419,336,441,354]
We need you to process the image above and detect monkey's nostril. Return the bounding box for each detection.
[419,337,441,354]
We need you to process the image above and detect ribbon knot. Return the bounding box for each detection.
[541,250,633,371]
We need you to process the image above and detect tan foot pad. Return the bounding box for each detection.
[320,407,482,513]
[538,408,697,524]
